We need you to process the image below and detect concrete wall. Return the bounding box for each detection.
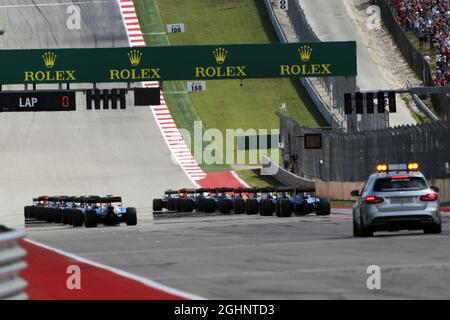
[261,156,315,190]
[316,181,364,201]
[430,179,450,203]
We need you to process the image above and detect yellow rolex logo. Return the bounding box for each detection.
[195,47,246,78]
[25,51,76,82]
[128,50,143,67]
[42,52,57,69]
[109,50,160,81]
[298,45,313,62]
[213,48,227,64]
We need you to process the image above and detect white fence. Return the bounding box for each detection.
[0,226,28,300]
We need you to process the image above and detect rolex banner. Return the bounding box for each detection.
[0,42,356,84]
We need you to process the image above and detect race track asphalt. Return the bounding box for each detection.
[2,0,449,300]
[27,210,450,299]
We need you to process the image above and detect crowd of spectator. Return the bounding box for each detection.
[390,0,450,86]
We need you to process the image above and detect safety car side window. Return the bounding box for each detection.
[361,177,374,195]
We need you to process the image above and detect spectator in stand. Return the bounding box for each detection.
[390,0,449,86]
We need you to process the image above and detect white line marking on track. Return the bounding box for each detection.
[164,91,188,94]
[116,0,206,184]
[230,171,250,187]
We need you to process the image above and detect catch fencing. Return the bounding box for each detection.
[373,0,450,121]
[0,226,28,300]
[278,112,450,181]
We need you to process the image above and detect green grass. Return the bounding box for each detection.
[235,169,282,187]
[133,0,202,134]
[133,0,325,174]
[411,111,431,124]
[191,77,322,131]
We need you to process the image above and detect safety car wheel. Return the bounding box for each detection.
[359,214,373,237]
[125,207,138,226]
[353,217,361,237]
[424,222,442,234]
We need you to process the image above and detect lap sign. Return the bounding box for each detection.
[20,97,39,108]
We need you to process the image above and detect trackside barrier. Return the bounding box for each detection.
[429,179,450,203]
[279,111,450,181]
[261,155,316,190]
[315,181,365,201]
[0,226,28,300]
[263,0,341,129]
[406,81,439,122]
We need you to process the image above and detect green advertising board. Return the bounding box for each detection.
[0,42,356,84]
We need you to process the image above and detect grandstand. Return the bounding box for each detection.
[389,0,450,86]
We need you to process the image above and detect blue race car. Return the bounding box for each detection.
[152,187,330,217]
[153,188,246,215]
[25,195,137,228]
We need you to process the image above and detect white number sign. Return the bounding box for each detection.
[187,81,206,92]
[277,0,288,11]
[167,23,185,34]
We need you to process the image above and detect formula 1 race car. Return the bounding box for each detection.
[153,188,246,214]
[152,187,330,217]
[24,195,137,228]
